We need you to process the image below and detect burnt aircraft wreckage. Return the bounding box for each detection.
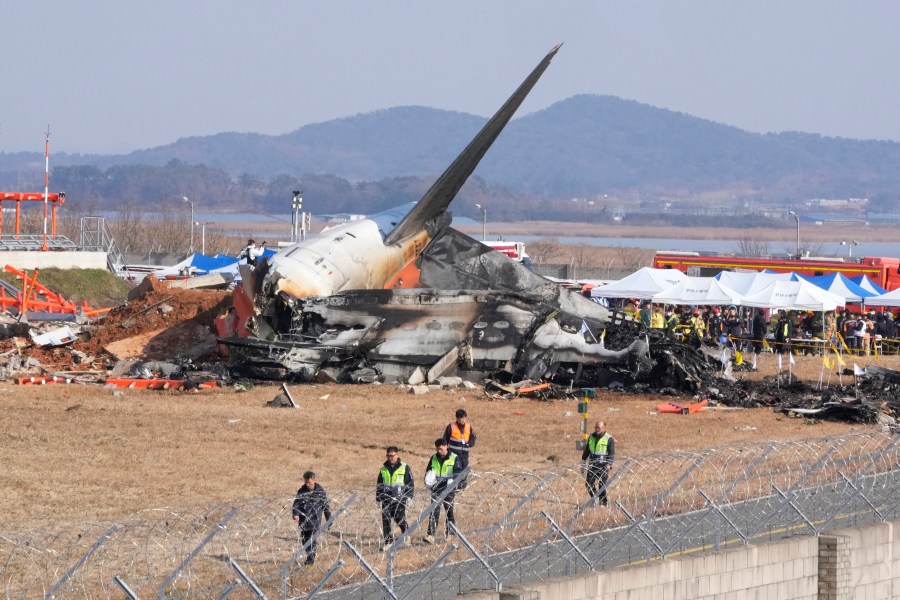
[224,45,706,388]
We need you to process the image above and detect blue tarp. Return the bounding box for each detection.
[186,249,278,274]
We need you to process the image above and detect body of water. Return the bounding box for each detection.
[514,235,900,259]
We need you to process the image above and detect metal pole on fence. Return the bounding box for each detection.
[616,502,664,558]
[113,575,140,600]
[216,580,243,599]
[229,557,268,599]
[697,489,749,546]
[398,545,457,600]
[541,511,593,569]
[771,484,818,535]
[343,541,399,600]
[448,521,501,589]
[45,525,117,599]
[157,507,238,599]
[303,559,345,600]
[282,493,357,600]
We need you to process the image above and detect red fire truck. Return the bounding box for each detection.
[653,251,900,292]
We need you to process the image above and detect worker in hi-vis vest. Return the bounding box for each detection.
[376,446,414,549]
[443,408,476,490]
[422,438,463,544]
[581,421,616,505]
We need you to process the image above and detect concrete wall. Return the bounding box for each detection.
[462,521,900,600]
[0,251,108,270]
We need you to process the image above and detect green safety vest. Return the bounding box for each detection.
[380,462,407,489]
[430,453,457,479]
[588,433,611,460]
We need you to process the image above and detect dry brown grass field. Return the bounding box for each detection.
[4,350,899,534]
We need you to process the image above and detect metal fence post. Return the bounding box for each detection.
[303,559,345,600]
[157,506,238,599]
[540,511,592,569]
[45,525,117,600]
[342,541,399,600]
[698,489,748,545]
[398,546,457,600]
[113,575,140,600]
[229,557,268,599]
[448,522,501,589]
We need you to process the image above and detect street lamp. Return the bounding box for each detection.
[474,203,487,241]
[788,210,800,258]
[182,196,194,253]
[196,221,213,255]
[840,240,859,258]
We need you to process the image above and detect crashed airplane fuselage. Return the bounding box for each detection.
[228,45,650,385]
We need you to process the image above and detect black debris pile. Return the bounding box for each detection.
[673,371,897,424]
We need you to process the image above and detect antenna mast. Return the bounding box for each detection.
[42,125,50,251]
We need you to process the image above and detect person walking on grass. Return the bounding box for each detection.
[581,421,615,505]
[291,471,332,566]
[423,438,463,544]
[443,408,475,490]
[376,446,414,549]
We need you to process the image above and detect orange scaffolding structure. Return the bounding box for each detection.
[0,265,111,317]
[0,191,66,238]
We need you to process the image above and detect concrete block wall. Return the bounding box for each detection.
[463,524,900,599]
[463,535,820,600]
[840,521,898,600]
[0,250,108,270]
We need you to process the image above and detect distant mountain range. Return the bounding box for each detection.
[3,94,899,214]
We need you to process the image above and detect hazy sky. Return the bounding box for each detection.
[3,2,900,154]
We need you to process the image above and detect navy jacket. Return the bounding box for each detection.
[292,483,332,531]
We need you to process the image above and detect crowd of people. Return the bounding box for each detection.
[620,299,900,356]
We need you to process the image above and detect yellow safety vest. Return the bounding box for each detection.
[379,463,408,489]
[588,433,611,459]
[430,453,457,480]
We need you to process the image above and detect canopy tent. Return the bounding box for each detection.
[714,271,793,297]
[791,272,875,304]
[739,280,846,311]
[651,276,743,306]
[850,274,888,295]
[590,267,686,300]
[868,287,900,308]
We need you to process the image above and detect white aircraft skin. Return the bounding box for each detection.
[258,44,562,305]
[263,203,427,299]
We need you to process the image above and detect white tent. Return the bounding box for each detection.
[652,276,743,306]
[590,267,686,300]
[715,271,793,297]
[792,273,874,304]
[739,280,846,311]
[868,287,900,307]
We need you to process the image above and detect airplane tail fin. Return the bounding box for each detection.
[384,44,562,246]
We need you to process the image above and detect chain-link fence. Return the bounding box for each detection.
[4,431,899,599]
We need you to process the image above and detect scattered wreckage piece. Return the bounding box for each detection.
[774,400,880,423]
[104,378,218,390]
[483,379,575,401]
[657,399,708,415]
